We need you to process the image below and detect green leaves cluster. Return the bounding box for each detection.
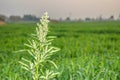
[19,12,60,80]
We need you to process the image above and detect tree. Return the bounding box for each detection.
[109,15,114,20]
[9,15,22,22]
[0,14,6,21]
[23,14,39,21]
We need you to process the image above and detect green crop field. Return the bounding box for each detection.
[0,21,120,80]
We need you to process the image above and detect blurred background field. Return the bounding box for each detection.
[0,21,120,79]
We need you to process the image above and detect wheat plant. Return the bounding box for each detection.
[19,12,60,80]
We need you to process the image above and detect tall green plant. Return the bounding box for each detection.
[19,12,60,80]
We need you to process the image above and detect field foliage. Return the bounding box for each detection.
[0,21,120,80]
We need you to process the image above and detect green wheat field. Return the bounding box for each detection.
[0,21,120,80]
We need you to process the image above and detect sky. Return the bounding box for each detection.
[0,0,120,19]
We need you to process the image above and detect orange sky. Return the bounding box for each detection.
[0,0,120,19]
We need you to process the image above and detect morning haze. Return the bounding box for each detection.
[0,0,120,19]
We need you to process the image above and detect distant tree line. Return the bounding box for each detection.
[0,14,120,23]
[63,14,120,22]
[0,14,40,22]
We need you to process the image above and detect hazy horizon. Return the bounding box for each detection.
[0,0,120,19]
